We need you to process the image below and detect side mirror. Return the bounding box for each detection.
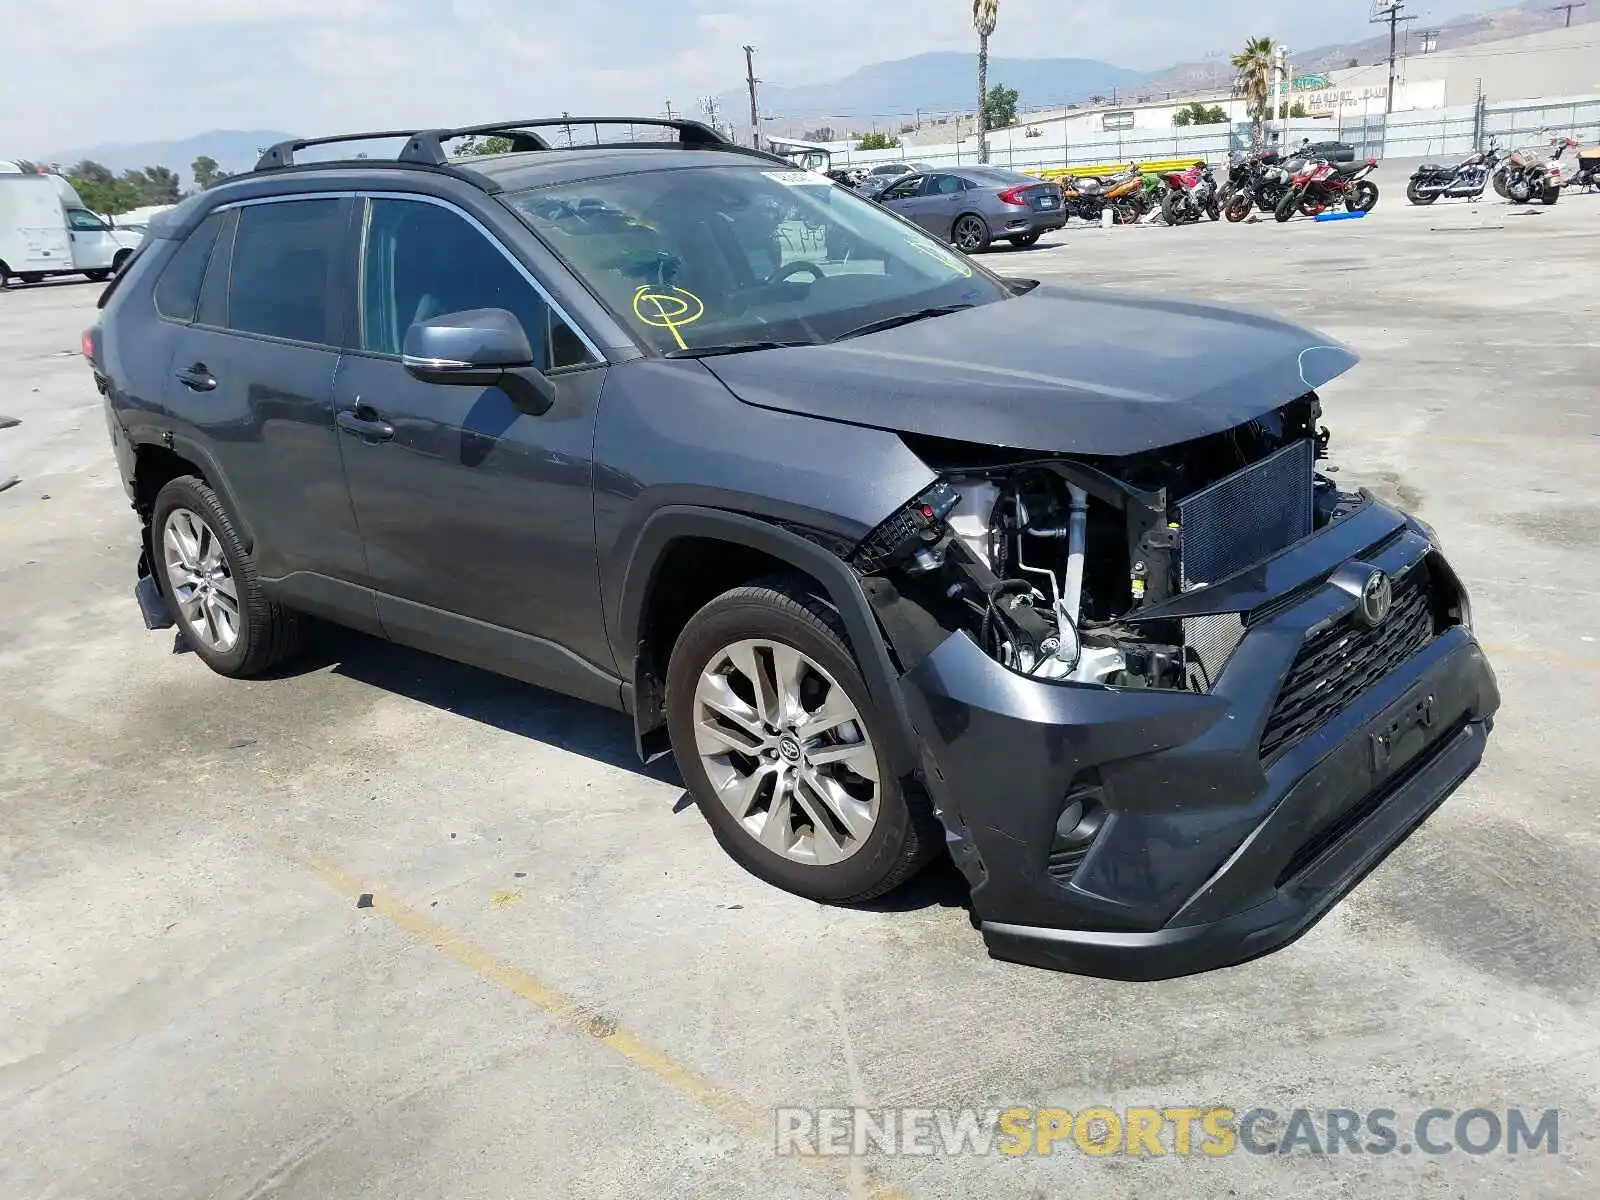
[402,307,556,412]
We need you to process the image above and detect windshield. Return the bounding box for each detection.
[507,165,1008,353]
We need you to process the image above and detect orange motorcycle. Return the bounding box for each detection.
[1060,165,1148,224]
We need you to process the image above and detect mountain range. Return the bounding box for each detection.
[48,2,1598,174]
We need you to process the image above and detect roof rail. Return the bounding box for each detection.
[396,117,733,166]
[254,117,797,175]
[255,130,426,171]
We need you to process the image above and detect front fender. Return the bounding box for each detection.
[618,505,921,781]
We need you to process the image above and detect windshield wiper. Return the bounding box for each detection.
[665,339,816,359]
[834,303,976,342]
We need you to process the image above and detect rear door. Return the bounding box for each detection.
[919,173,969,238]
[161,195,373,619]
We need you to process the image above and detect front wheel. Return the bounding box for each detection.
[1008,232,1041,248]
[1349,181,1380,213]
[665,578,941,904]
[1206,198,1221,221]
[84,269,111,282]
[1160,191,1183,226]
[19,272,44,284]
[951,214,991,253]
[1224,193,1253,222]
[1274,191,1301,223]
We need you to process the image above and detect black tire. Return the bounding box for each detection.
[1160,191,1183,226]
[1541,186,1560,206]
[665,576,941,905]
[1349,181,1380,213]
[112,250,133,272]
[150,475,306,678]
[1206,198,1221,221]
[1008,233,1041,248]
[1406,179,1437,205]
[19,272,44,284]
[951,213,990,253]
[1274,191,1300,223]
[84,269,111,282]
[1492,169,1510,199]
[1224,193,1253,223]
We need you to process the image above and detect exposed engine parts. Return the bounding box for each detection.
[857,395,1354,692]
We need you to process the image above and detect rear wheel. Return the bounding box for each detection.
[665,578,940,904]
[1541,186,1561,205]
[1348,181,1380,212]
[1224,193,1253,222]
[1274,191,1301,223]
[19,272,44,284]
[952,214,990,253]
[1008,232,1041,248]
[1406,179,1437,205]
[84,269,111,282]
[151,476,306,678]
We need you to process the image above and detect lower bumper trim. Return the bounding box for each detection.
[980,718,1489,981]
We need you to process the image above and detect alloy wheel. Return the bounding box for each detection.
[162,507,241,652]
[953,216,987,252]
[692,638,879,866]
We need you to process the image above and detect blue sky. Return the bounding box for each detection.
[5,0,1511,154]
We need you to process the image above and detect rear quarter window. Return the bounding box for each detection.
[225,199,346,345]
[153,211,226,321]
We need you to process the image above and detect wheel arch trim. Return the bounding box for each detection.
[619,505,920,778]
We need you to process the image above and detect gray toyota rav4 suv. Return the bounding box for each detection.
[86,118,1499,978]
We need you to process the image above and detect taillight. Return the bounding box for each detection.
[81,329,94,360]
[997,185,1030,206]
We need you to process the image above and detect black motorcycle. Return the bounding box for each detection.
[1222,151,1300,222]
[1406,147,1504,205]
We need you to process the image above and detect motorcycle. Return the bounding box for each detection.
[1273,157,1380,222]
[1493,138,1575,205]
[1574,144,1600,191]
[1221,150,1298,222]
[1158,162,1219,226]
[1059,165,1149,224]
[1406,147,1504,205]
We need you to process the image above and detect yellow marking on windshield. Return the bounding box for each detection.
[632,284,705,350]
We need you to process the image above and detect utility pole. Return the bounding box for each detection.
[1371,1,1417,115]
[701,96,722,139]
[560,111,574,146]
[664,100,675,119]
[743,45,761,150]
[1550,2,1586,27]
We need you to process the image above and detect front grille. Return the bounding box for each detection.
[1177,439,1314,590]
[1259,567,1437,764]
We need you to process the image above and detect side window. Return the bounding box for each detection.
[226,199,345,344]
[68,209,108,232]
[361,198,591,371]
[153,211,226,322]
[883,175,923,200]
[930,174,962,196]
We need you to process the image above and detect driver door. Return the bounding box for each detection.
[66,208,118,270]
[878,174,929,226]
[331,195,618,701]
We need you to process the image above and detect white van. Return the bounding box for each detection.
[0,175,143,286]
[0,175,74,285]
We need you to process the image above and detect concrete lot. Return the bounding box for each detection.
[3,190,1599,1199]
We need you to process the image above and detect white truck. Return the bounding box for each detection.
[1,174,143,286]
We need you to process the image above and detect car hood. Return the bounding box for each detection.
[701,283,1357,457]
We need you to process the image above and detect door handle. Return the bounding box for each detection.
[336,408,395,443]
[175,363,216,392]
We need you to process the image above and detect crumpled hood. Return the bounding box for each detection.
[702,283,1357,456]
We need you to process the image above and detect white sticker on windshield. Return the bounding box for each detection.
[763,170,831,186]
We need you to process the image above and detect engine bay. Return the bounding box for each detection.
[857,394,1357,692]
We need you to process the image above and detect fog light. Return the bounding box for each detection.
[1047,782,1107,882]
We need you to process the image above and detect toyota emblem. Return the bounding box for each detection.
[1358,570,1393,628]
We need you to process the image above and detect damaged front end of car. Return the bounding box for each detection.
[847,394,1500,980]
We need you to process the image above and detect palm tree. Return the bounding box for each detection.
[973,0,999,163]
[1232,36,1275,149]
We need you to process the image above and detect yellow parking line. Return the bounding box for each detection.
[291,850,908,1200]
[1482,644,1600,671]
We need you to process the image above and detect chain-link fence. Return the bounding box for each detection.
[826,92,1600,173]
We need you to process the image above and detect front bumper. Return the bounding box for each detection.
[896,506,1500,980]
